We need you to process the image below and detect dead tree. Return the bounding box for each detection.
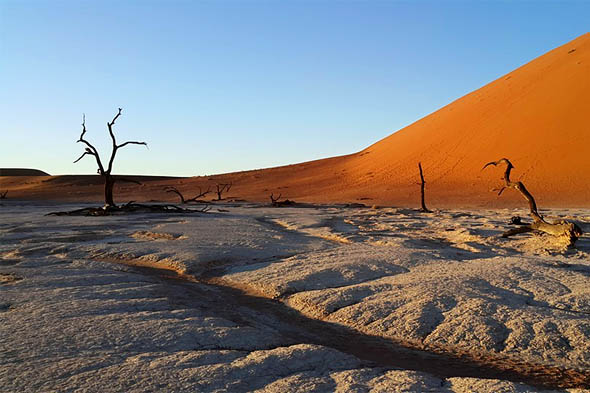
[165,186,211,204]
[73,108,147,207]
[0,191,7,199]
[270,193,296,207]
[215,182,232,201]
[483,158,582,246]
[270,193,281,205]
[418,162,431,212]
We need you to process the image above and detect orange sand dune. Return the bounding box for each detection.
[2,34,590,208]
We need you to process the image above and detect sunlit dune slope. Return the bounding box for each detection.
[3,34,590,207]
[346,32,590,207]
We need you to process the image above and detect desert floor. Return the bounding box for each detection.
[1,201,590,392]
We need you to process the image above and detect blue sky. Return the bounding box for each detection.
[1,1,589,176]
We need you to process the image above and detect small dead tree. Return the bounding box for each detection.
[483,158,582,246]
[165,186,211,204]
[73,108,147,207]
[270,193,281,206]
[215,182,232,201]
[418,162,431,212]
[269,193,296,207]
[0,191,7,199]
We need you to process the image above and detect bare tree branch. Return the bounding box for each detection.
[79,114,88,140]
[117,141,148,149]
[166,187,186,204]
[103,109,147,175]
[75,115,105,174]
[108,108,123,129]
[166,186,211,204]
[73,149,95,163]
[191,186,211,201]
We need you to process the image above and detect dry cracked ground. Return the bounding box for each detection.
[1,201,590,392]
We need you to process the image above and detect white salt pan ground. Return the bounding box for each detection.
[1,201,589,392]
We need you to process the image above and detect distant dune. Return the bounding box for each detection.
[3,33,590,207]
[0,168,50,176]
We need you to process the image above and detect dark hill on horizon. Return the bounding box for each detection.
[0,168,50,176]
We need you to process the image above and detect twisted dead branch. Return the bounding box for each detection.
[0,190,7,199]
[74,108,147,207]
[483,158,582,246]
[165,186,211,204]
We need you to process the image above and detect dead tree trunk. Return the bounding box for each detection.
[73,108,147,208]
[0,191,7,199]
[483,158,582,246]
[104,176,116,207]
[418,162,430,212]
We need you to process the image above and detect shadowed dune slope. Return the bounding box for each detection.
[2,34,590,207]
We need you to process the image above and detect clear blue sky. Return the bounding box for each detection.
[1,1,588,177]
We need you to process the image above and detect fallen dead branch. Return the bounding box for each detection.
[47,202,210,216]
[165,186,211,204]
[483,158,582,246]
[0,190,7,199]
